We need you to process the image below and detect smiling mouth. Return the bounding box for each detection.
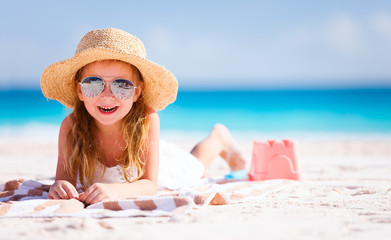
[98,106,119,113]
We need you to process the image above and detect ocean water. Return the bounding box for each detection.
[1,88,391,134]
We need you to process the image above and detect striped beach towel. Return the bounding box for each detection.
[0,178,295,217]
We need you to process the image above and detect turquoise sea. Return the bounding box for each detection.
[1,88,391,133]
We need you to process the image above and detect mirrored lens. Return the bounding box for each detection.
[80,77,105,98]
[111,79,135,100]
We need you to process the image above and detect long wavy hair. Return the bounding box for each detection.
[64,61,150,190]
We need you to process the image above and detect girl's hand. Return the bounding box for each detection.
[79,183,117,205]
[48,180,79,200]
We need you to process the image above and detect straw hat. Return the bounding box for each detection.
[41,28,178,111]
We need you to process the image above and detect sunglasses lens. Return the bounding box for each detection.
[111,79,135,100]
[80,77,104,98]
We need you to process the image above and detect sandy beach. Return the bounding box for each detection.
[1,128,391,239]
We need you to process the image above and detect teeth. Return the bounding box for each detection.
[99,106,117,112]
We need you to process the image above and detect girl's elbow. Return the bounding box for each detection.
[149,188,157,196]
[138,178,158,195]
[148,180,158,195]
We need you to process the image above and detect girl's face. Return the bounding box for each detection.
[77,60,142,128]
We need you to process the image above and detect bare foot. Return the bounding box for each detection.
[212,124,247,171]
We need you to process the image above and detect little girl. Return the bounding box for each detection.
[41,28,246,205]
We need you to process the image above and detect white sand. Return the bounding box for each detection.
[1,128,391,240]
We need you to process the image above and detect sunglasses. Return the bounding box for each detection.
[79,76,137,100]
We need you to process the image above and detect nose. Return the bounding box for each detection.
[100,82,114,98]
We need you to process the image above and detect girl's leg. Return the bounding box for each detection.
[190,124,246,172]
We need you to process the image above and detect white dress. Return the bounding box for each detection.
[77,140,205,190]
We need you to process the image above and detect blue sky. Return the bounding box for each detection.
[1,0,391,89]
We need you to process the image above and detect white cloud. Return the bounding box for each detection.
[187,37,223,61]
[322,14,363,55]
[141,14,391,88]
[145,27,177,59]
[233,12,391,82]
[143,27,242,80]
[370,11,391,39]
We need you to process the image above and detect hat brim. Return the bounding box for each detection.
[41,47,178,111]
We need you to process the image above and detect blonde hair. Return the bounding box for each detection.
[64,61,149,190]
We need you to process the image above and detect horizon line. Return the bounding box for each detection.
[1,85,391,92]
